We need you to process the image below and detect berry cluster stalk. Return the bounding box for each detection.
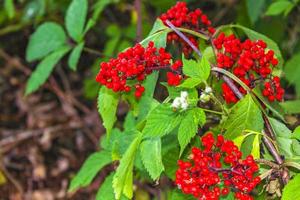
[165,20,289,185]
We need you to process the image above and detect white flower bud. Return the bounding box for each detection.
[180,91,188,99]
[181,102,189,110]
[200,93,211,103]
[204,86,212,94]
[171,97,181,108]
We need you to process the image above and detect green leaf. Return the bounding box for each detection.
[269,117,294,158]
[252,87,285,121]
[280,100,300,114]
[140,138,164,180]
[170,189,196,200]
[137,72,159,121]
[161,82,198,100]
[178,108,206,155]
[246,0,265,24]
[97,87,119,136]
[228,24,283,67]
[282,174,300,200]
[140,19,168,48]
[69,151,111,191]
[68,42,84,70]
[284,52,300,97]
[251,134,260,159]
[25,46,70,95]
[96,173,128,200]
[26,22,67,62]
[224,94,264,139]
[113,133,142,199]
[293,126,300,140]
[4,0,15,19]
[92,0,119,21]
[265,1,294,16]
[65,0,88,42]
[182,56,210,81]
[178,78,202,88]
[233,132,253,149]
[96,173,115,200]
[142,104,182,137]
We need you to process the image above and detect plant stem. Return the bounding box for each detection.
[165,20,202,58]
[166,20,289,184]
[202,108,224,115]
[83,47,104,57]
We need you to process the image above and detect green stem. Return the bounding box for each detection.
[202,108,224,115]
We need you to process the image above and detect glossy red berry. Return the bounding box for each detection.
[160,2,215,57]
[175,132,260,200]
[213,33,284,103]
[96,41,183,98]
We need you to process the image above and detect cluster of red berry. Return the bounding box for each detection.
[175,133,260,200]
[96,42,182,98]
[213,33,284,103]
[160,1,215,57]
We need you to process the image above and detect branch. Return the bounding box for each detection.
[164,21,289,184]
[165,20,202,57]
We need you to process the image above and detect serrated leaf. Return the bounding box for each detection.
[4,0,15,19]
[265,1,294,16]
[251,134,260,159]
[25,46,70,95]
[246,0,265,24]
[178,108,206,155]
[224,94,264,139]
[113,133,142,199]
[178,78,201,88]
[68,42,84,70]
[142,104,182,137]
[182,56,210,81]
[65,0,88,42]
[140,19,168,48]
[140,138,164,180]
[284,52,300,97]
[69,151,111,191]
[97,87,119,135]
[228,24,283,67]
[282,174,300,200]
[26,22,67,62]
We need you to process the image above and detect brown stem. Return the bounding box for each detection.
[165,20,289,184]
[165,20,202,57]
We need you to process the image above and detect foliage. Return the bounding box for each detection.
[3,0,299,199]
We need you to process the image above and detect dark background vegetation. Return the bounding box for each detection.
[0,0,299,199]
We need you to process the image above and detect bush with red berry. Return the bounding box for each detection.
[65,2,300,200]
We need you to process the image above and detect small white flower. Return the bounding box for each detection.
[200,93,210,103]
[204,86,212,94]
[180,91,188,99]
[181,102,189,110]
[171,97,181,108]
